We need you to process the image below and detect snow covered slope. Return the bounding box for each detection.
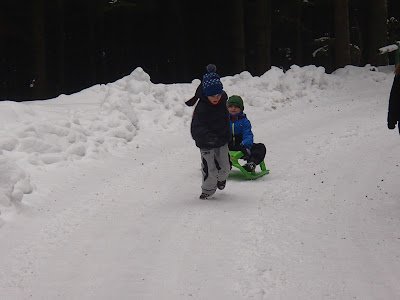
[0,65,399,299]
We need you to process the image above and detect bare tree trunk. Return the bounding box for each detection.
[32,0,47,99]
[294,1,303,66]
[86,0,97,84]
[254,0,272,75]
[367,0,388,65]
[334,0,351,68]
[232,0,246,72]
[56,0,65,95]
[170,0,187,81]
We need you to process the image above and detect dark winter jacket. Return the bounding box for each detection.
[228,112,254,151]
[186,85,231,149]
[388,75,400,131]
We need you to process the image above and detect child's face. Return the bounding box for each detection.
[228,105,242,114]
[207,94,222,105]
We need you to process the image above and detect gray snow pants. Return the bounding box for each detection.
[200,143,231,195]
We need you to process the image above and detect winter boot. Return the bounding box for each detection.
[217,180,226,190]
[199,193,211,199]
[243,161,256,172]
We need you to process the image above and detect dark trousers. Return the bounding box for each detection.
[249,143,266,165]
[228,142,266,165]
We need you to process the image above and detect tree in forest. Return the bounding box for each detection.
[32,0,47,99]
[161,0,187,82]
[232,0,246,73]
[366,0,388,65]
[253,0,272,75]
[294,0,304,66]
[334,0,351,68]
[55,0,65,95]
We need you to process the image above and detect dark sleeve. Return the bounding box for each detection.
[191,110,209,142]
[388,75,400,126]
[191,115,221,149]
[185,85,202,107]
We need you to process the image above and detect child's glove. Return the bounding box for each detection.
[240,144,251,160]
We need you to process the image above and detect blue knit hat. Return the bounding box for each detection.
[202,72,223,97]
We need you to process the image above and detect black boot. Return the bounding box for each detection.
[243,161,256,172]
[199,193,211,199]
[217,180,226,190]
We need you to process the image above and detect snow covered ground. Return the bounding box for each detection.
[0,65,399,299]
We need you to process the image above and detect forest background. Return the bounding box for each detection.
[0,0,399,101]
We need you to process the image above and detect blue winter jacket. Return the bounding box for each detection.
[228,112,254,151]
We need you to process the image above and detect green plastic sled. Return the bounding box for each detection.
[229,151,270,180]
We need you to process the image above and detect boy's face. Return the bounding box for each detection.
[228,105,241,114]
[207,94,222,105]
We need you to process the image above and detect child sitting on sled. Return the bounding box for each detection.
[227,95,266,172]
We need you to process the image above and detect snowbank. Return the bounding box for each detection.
[0,65,394,217]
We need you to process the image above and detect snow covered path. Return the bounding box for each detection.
[1,66,400,299]
[249,92,400,299]
[0,129,264,299]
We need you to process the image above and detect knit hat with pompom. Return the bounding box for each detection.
[202,64,223,96]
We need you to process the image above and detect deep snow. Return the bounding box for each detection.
[0,65,399,299]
